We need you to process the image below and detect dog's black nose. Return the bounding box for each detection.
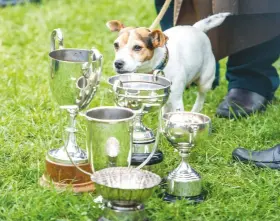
[114,60,124,69]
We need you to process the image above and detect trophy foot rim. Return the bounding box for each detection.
[39,174,95,193]
[161,192,205,204]
[47,148,88,165]
[131,150,164,166]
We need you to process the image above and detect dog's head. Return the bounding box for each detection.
[106,20,169,73]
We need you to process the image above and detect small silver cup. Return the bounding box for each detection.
[84,106,135,171]
[161,112,211,201]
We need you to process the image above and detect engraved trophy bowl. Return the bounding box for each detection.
[161,112,211,202]
[40,28,103,193]
[108,72,171,172]
[91,167,161,221]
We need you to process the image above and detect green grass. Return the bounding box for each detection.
[1,0,280,220]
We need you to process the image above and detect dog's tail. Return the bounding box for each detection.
[193,12,231,33]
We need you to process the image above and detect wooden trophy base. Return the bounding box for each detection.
[39,157,95,193]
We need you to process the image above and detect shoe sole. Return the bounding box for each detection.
[233,155,280,170]
[216,106,266,119]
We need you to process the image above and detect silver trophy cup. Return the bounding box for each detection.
[161,112,211,202]
[108,72,171,172]
[40,28,102,192]
[48,28,102,165]
[92,167,161,221]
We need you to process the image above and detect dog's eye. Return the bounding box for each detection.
[133,45,142,51]
[114,42,119,50]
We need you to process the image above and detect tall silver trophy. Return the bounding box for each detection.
[161,112,211,202]
[40,28,103,192]
[108,72,171,174]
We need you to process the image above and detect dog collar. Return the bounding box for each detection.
[154,45,169,71]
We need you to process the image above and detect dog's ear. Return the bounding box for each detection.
[106,20,125,32]
[149,30,169,48]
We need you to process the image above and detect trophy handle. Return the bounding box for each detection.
[112,80,123,104]
[153,69,164,81]
[91,48,103,82]
[50,28,64,52]
[64,143,93,177]
[135,107,162,169]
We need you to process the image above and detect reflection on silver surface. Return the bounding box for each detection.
[49,48,102,109]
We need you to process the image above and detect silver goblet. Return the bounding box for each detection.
[161,112,211,202]
[40,28,103,192]
[92,167,161,221]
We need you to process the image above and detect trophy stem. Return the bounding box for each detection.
[63,108,87,163]
[134,113,150,137]
[178,149,192,174]
[133,113,155,144]
[64,108,79,153]
[47,106,87,164]
[166,143,202,197]
[134,113,145,131]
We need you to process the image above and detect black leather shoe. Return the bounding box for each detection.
[232,144,280,169]
[216,88,268,118]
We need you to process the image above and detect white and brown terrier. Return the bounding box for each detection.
[106,13,230,113]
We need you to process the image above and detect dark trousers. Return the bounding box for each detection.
[227,36,280,100]
[155,0,280,99]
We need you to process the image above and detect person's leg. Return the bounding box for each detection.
[217,35,280,118]
[227,35,280,100]
[212,62,220,89]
